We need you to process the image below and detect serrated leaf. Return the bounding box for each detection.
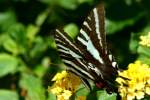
[0,53,18,77]
[0,90,19,100]
[19,73,46,100]
[97,90,117,100]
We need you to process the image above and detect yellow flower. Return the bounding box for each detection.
[127,93,135,100]
[116,61,150,100]
[55,89,72,100]
[48,70,81,100]
[50,86,63,95]
[139,32,150,47]
[146,87,150,95]
[52,71,68,81]
[135,91,144,99]
[61,90,72,100]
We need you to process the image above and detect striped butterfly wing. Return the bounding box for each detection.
[54,3,118,92]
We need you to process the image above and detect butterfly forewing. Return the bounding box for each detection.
[77,3,107,54]
[54,2,118,92]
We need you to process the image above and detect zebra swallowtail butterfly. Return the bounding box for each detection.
[54,2,118,93]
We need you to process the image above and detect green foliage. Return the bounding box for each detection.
[0,0,150,100]
[0,53,19,77]
[64,23,79,39]
[19,73,46,100]
[96,90,117,100]
[0,90,19,100]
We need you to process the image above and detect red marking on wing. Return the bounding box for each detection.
[96,82,106,88]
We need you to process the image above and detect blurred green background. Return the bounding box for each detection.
[0,0,150,100]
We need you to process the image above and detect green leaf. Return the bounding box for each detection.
[48,36,56,48]
[64,23,79,39]
[19,73,46,100]
[7,23,27,54]
[33,65,47,78]
[0,11,16,32]
[137,55,150,65]
[106,13,143,34]
[8,23,26,45]
[78,0,93,4]
[96,90,117,100]
[59,0,78,10]
[36,10,49,27]
[30,36,47,58]
[129,33,140,53]
[74,86,89,100]
[75,85,90,96]
[0,90,19,100]
[2,35,19,55]
[47,92,56,100]
[26,24,39,42]
[137,46,150,57]
[0,53,19,77]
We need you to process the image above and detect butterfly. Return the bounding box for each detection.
[54,2,118,93]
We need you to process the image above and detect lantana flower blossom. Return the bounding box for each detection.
[139,32,150,47]
[116,61,150,100]
[48,71,81,100]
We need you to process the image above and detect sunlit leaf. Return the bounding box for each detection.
[0,90,19,100]
[64,23,79,39]
[58,0,78,10]
[75,84,90,98]
[47,92,56,100]
[19,73,46,100]
[96,90,117,100]
[36,10,49,27]
[0,53,19,77]
[26,24,39,42]
[137,46,150,57]
[3,35,19,55]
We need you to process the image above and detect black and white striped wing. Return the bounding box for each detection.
[55,29,96,81]
[76,3,118,89]
[77,3,107,55]
[54,3,118,92]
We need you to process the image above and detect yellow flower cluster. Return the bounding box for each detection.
[139,32,150,47]
[116,61,150,100]
[48,71,81,100]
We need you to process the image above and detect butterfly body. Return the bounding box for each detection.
[54,2,118,93]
